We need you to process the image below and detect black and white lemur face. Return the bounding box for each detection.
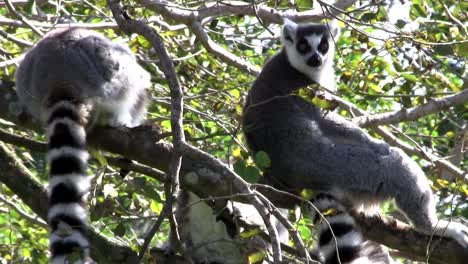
[281,19,340,91]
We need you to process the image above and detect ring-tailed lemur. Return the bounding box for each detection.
[309,193,393,264]
[15,28,150,263]
[242,18,468,255]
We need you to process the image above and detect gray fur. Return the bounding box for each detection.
[243,19,468,249]
[174,191,244,264]
[174,190,289,264]
[15,28,150,263]
[16,28,149,128]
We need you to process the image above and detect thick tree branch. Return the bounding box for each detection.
[138,0,357,75]
[0,16,119,29]
[107,1,306,262]
[0,127,168,182]
[0,141,189,263]
[0,142,138,262]
[353,212,468,264]
[140,0,357,24]
[0,85,466,262]
[107,0,185,259]
[353,89,468,128]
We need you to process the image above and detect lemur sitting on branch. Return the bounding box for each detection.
[15,28,150,263]
[242,18,468,262]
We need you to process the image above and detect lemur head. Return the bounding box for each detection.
[281,18,340,90]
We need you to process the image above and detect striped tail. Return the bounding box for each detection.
[46,100,91,264]
[309,193,393,264]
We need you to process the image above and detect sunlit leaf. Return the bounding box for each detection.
[103,184,118,198]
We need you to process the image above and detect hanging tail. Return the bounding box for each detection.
[309,193,393,264]
[46,98,91,263]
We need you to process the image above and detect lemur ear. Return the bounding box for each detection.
[327,20,341,39]
[281,18,298,46]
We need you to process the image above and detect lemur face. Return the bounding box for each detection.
[281,19,340,75]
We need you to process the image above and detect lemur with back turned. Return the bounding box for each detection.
[243,18,468,262]
[15,28,150,263]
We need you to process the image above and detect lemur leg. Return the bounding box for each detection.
[394,183,468,248]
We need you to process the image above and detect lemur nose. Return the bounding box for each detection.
[307,53,322,67]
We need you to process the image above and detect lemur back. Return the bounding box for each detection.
[15,28,150,263]
[243,18,468,256]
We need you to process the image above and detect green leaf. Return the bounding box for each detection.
[233,159,247,176]
[361,12,376,22]
[25,0,37,15]
[240,228,261,239]
[434,45,454,56]
[401,73,418,82]
[297,221,312,239]
[295,0,313,9]
[455,43,468,57]
[410,4,427,18]
[248,250,267,263]
[230,89,240,99]
[142,185,162,202]
[367,83,382,94]
[311,96,337,110]
[150,200,162,214]
[113,223,126,237]
[254,151,271,169]
[395,19,407,29]
[244,166,261,183]
[89,149,107,166]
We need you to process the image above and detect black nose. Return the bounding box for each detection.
[307,53,322,67]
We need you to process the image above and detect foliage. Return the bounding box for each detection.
[0,0,466,263]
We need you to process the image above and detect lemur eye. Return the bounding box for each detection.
[318,37,329,54]
[296,39,311,54]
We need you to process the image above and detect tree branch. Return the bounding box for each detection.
[140,0,357,24]
[3,0,43,36]
[0,193,47,228]
[441,122,466,180]
[137,0,357,75]
[189,20,260,75]
[0,29,33,47]
[0,141,189,263]
[0,84,466,262]
[329,93,466,181]
[353,212,468,264]
[107,0,185,259]
[353,89,468,128]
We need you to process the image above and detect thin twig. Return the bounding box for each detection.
[0,29,33,47]
[0,194,47,228]
[4,0,44,36]
[439,0,467,36]
[329,93,466,181]
[106,1,185,261]
[0,127,167,182]
[353,89,468,128]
